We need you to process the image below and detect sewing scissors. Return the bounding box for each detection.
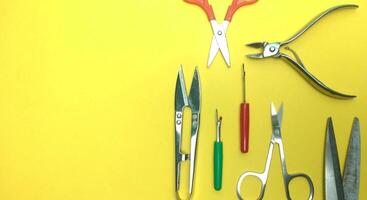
[175,66,201,200]
[246,4,358,99]
[236,103,314,200]
[324,117,360,200]
[184,0,258,67]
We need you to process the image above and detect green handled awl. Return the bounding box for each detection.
[214,109,223,191]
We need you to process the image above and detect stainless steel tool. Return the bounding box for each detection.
[175,65,201,200]
[236,103,314,200]
[247,4,358,99]
[324,117,360,200]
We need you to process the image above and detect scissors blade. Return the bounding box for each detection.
[175,65,189,111]
[325,118,345,200]
[175,65,190,193]
[277,103,283,126]
[188,67,201,195]
[188,67,201,112]
[343,117,360,200]
[270,103,283,129]
[208,21,230,67]
[208,36,219,67]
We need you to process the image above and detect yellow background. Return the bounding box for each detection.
[0,0,366,199]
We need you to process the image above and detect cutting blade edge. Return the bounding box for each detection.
[270,103,283,129]
[208,36,219,67]
[188,67,201,112]
[324,118,345,200]
[246,41,265,48]
[343,117,360,200]
[247,53,264,59]
[175,66,189,112]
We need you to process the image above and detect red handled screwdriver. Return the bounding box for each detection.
[240,64,250,153]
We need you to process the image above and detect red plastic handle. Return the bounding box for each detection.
[224,0,258,21]
[240,103,250,153]
[184,0,215,20]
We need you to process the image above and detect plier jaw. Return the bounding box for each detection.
[246,42,282,59]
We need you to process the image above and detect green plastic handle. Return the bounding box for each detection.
[214,141,223,191]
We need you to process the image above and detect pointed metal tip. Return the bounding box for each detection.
[247,54,264,59]
[177,65,184,82]
[207,57,214,68]
[224,60,231,68]
[278,102,284,114]
[351,117,360,137]
[207,60,212,68]
[194,66,200,77]
[353,117,360,125]
[246,42,264,48]
[271,103,276,115]
[178,66,185,81]
[325,117,335,153]
[326,117,334,138]
[179,65,184,74]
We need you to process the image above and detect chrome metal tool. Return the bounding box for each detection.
[324,117,360,200]
[175,66,201,200]
[236,103,314,200]
[247,4,358,99]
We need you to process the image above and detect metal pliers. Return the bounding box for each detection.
[247,4,358,99]
[175,66,201,200]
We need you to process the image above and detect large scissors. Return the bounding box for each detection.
[236,103,314,200]
[175,66,201,200]
[324,117,360,200]
[184,0,258,67]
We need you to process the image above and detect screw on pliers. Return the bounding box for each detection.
[246,4,358,99]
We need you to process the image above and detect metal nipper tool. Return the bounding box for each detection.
[324,118,360,200]
[175,66,201,200]
[247,4,358,99]
[236,103,314,200]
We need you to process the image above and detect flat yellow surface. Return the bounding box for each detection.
[0,0,366,199]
